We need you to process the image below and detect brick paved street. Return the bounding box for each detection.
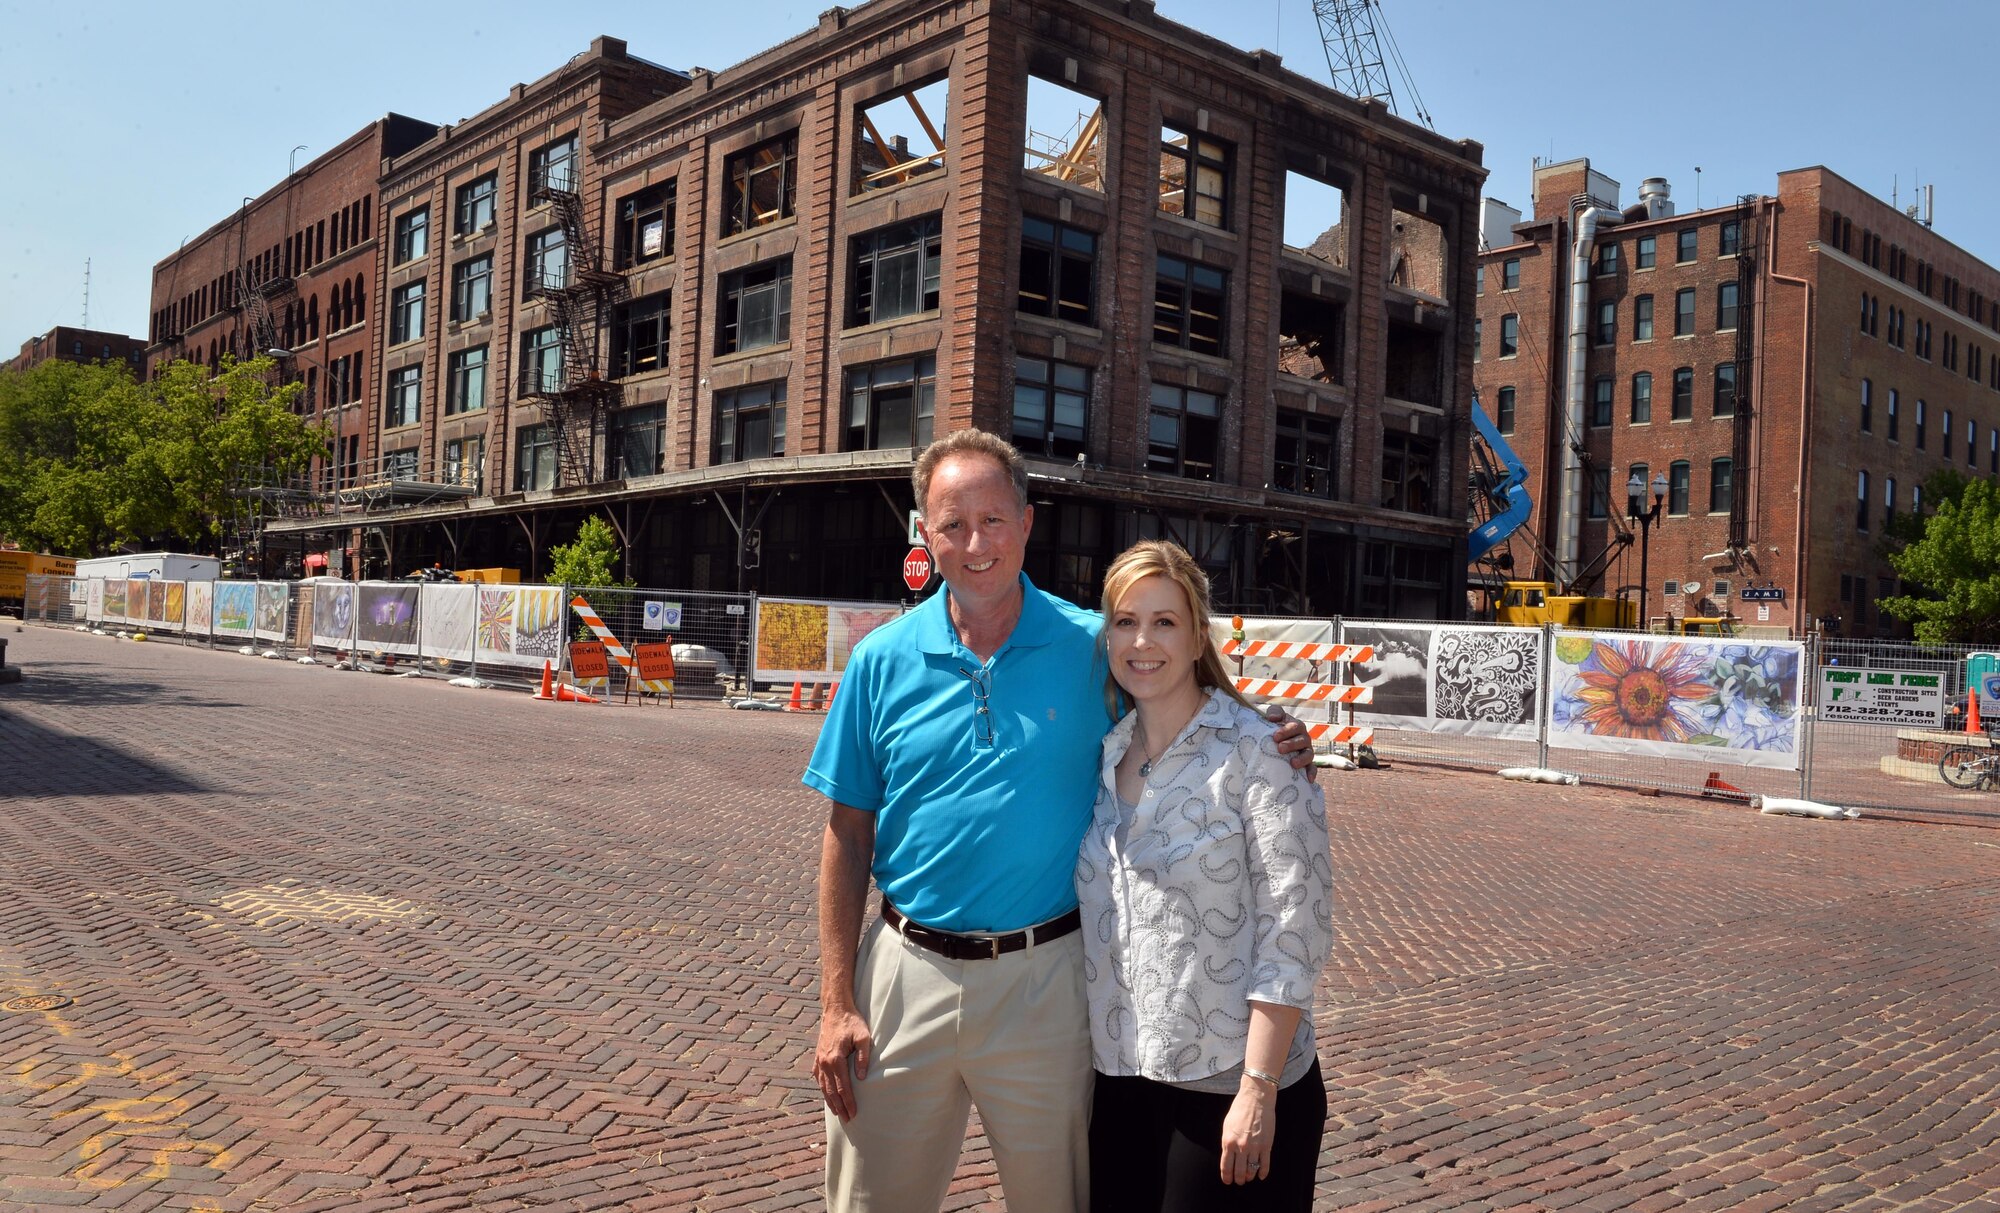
[3,624,1998,1212]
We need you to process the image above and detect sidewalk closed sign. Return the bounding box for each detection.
[1819,668,1944,727]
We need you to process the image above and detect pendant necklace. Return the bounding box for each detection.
[1137,722,1162,778]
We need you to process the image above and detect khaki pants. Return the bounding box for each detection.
[825,915,1092,1213]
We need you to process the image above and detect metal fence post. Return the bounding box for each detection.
[1801,630,1817,801]
[1538,622,1555,772]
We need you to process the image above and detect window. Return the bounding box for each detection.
[1970,418,1979,467]
[1147,382,1222,480]
[1714,362,1737,417]
[1717,282,1740,331]
[723,134,797,236]
[1991,429,1997,474]
[1587,468,1610,520]
[845,355,936,451]
[1885,476,1898,528]
[443,436,483,491]
[615,182,675,268]
[452,255,493,322]
[529,133,579,197]
[854,77,949,193]
[385,363,421,428]
[455,173,497,236]
[1856,469,1869,530]
[1888,389,1900,440]
[1274,410,1336,498]
[1668,461,1690,515]
[1631,372,1652,423]
[1012,357,1089,458]
[515,423,556,491]
[1634,294,1654,341]
[719,258,793,353]
[525,228,568,295]
[1944,409,1954,458]
[1710,458,1734,514]
[1496,385,1516,434]
[1860,378,1872,432]
[715,382,787,464]
[1499,313,1519,357]
[612,291,671,377]
[1636,235,1656,269]
[1595,300,1615,345]
[1628,463,1649,515]
[609,404,665,479]
[850,216,943,326]
[1023,74,1106,192]
[1018,218,1097,325]
[1916,398,1928,450]
[1719,221,1741,256]
[1159,124,1229,228]
[393,208,428,265]
[446,346,487,416]
[1676,229,1697,263]
[1473,318,1480,361]
[520,326,563,395]
[1675,288,1695,336]
[1672,367,1693,420]
[390,281,425,345]
[383,449,418,481]
[1475,265,1484,295]
[1154,254,1226,356]
[1596,243,1620,276]
[1502,258,1520,290]
[1591,376,1613,426]
[1380,429,1437,514]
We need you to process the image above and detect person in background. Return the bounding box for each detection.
[805,431,1316,1213]
[1077,539,1333,1212]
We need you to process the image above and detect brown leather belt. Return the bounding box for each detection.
[881,902,1081,961]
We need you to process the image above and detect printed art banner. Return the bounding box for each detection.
[1328,622,1544,741]
[512,586,564,663]
[1545,632,1804,770]
[162,581,186,632]
[254,582,291,642]
[146,580,166,624]
[214,582,256,638]
[126,580,148,625]
[313,582,357,648]
[356,583,420,655]
[104,579,127,623]
[185,581,214,635]
[418,582,478,664]
[86,577,104,622]
[755,597,905,682]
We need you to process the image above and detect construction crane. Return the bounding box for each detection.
[1313,0,1433,130]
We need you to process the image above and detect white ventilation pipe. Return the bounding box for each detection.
[1558,202,1621,583]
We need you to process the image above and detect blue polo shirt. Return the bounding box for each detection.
[803,573,1111,933]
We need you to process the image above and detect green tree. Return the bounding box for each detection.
[1879,467,1971,554]
[1881,476,2000,644]
[0,359,153,554]
[547,515,630,588]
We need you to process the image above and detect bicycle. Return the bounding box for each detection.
[1938,724,2000,790]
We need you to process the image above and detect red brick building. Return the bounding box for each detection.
[6,326,146,375]
[239,0,1485,611]
[1473,158,2000,638]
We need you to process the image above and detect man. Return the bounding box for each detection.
[804,429,1310,1212]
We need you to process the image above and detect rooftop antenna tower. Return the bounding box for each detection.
[1314,0,1433,129]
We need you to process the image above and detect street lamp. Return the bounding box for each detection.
[1627,470,1670,628]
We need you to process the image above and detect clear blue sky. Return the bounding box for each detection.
[5,0,1997,347]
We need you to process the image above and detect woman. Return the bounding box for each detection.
[1076,540,1333,1212]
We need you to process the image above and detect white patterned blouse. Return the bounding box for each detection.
[1075,687,1333,1089]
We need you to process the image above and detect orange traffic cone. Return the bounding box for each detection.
[787,680,805,711]
[1966,689,1983,735]
[1702,771,1747,800]
[535,660,555,700]
[554,682,600,703]
[808,681,826,711]
[826,681,839,708]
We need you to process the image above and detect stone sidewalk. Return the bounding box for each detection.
[1,625,1996,1211]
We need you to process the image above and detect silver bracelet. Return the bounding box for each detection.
[1243,1065,1281,1087]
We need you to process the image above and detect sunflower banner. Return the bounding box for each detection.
[1545,632,1804,770]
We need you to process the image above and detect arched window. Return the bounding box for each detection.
[354,272,366,322]
[308,295,319,340]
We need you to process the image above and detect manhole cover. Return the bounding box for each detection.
[2,995,72,1013]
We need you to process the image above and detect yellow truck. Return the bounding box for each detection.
[0,551,76,606]
[1493,580,1638,630]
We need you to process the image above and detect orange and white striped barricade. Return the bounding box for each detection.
[570,594,639,695]
[1223,617,1376,757]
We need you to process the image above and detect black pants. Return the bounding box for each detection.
[1089,1060,1325,1213]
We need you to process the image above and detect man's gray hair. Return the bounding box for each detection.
[912,428,1029,515]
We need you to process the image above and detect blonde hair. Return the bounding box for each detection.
[1099,540,1251,718]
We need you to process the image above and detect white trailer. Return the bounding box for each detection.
[75,552,222,582]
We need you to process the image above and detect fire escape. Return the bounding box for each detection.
[519,159,623,486]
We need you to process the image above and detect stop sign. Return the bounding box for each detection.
[902,546,934,592]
